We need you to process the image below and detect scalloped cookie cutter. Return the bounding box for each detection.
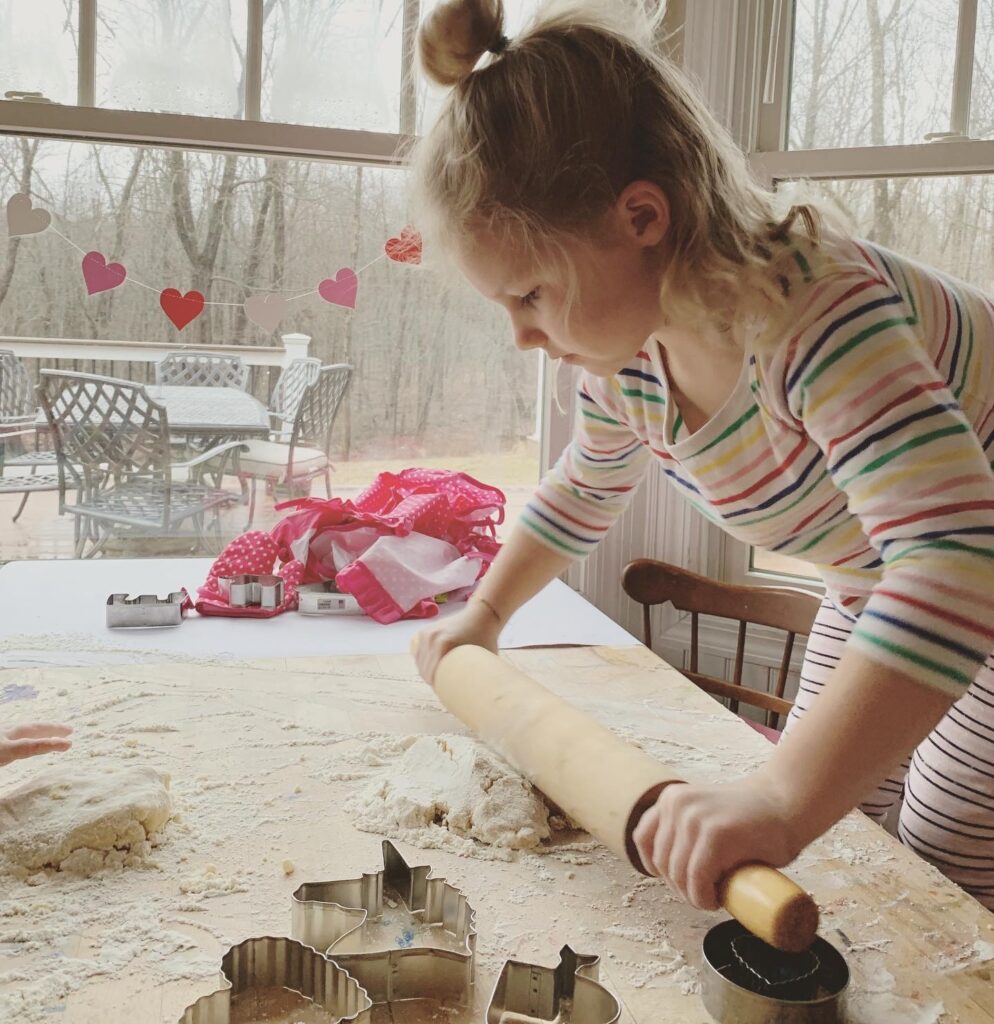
[178,934,372,1024]
[292,839,477,1006]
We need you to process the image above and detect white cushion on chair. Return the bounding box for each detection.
[237,440,327,481]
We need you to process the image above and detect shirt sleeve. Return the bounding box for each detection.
[776,267,994,696]
[521,372,652,559]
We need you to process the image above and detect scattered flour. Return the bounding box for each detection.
[0,765,172,878]
[345,734,565,854]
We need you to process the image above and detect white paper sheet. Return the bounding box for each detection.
[0,557,637,667]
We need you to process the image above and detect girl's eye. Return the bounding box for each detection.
[520,288,540,308]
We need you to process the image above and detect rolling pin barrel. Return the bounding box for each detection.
[432,645,818,953]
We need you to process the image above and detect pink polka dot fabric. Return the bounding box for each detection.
[196,469,506,622]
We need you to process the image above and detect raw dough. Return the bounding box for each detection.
[0,765,172,878]
[346,734,558,851]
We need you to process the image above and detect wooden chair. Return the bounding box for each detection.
[621,558,822,739]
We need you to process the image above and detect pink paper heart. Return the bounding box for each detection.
[244,293,287,333]
[318,269,358,310]
[81,251,127,295]
[6,193,51,237]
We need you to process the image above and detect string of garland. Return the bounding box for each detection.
[4,192,422,332]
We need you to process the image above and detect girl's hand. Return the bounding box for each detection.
[411,601,502,685]
[632,777,802,910]
[0,723,73,768]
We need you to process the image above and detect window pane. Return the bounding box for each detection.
[974,0,994,139]
[796,172,994,288]
[788,0,959,149]
[0,138,539,559]
[0,0,79,105]
[96,0,245,118]
[263,0,405,132]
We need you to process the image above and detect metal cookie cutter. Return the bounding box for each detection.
[179,935,372,1024]
[486,944,621,1023]
[218,573,284,609]
[106,590,189,628]
[298,580,363,616]
[291,839,477,1007]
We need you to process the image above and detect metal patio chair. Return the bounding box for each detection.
[229,363,352,530]
[267,356,321,441]
[38,370,246,558]
[0,349,61,521]
[154,351,249,390]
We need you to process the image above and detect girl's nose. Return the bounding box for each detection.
[513,324,547,353]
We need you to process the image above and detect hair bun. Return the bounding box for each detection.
[418,0,505,87]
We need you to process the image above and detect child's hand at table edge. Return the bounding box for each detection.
[0,723,73,768]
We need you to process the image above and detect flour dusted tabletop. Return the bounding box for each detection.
[0,646,992,1023]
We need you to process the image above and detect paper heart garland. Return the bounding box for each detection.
[318,269,358,309]
[160,288,205,330]
[385,226,422,265]
[6,193,51,237]
[244,292,287,332]
[82,251,127,295]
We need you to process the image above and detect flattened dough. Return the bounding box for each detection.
[347,735,555,850]
[0,765,172,877]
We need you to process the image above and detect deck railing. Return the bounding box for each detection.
[1,332,312,408]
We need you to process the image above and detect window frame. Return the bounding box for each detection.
[1,0,422,162]
[693,0,994,590]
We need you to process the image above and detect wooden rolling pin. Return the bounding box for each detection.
[431,645,819,953]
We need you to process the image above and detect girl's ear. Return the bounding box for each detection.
[616,181,670,247]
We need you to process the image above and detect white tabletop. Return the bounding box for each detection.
[0,558,638,667]
[144,385,270,435]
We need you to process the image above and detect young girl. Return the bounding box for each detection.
[410,0,994,913]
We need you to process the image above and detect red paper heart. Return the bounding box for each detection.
[385,227,422,265]
[81,251,127,295]
[318,269,358,309]
[160,288,205,330]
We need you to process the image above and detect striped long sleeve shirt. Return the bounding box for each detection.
[523,235,994,697]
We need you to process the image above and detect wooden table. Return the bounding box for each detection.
[1,645,992,1023]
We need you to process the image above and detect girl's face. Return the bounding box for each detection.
[455,215,667,378]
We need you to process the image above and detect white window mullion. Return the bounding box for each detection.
[947,0,979,140]
[78,0,97,107]
[399,0,420,138]
[245,0,264,122]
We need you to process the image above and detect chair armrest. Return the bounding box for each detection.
[170,440,249,471]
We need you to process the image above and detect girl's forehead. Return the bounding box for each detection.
[456,230,573,295]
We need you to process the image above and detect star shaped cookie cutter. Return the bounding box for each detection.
[291,839,477,1006]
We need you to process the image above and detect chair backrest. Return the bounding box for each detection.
[38,370,170,496]
[621,558,821,729]
[0,349,36,420]
[270,357,322,422]
[155,351,248,390]
[291,363,353,457]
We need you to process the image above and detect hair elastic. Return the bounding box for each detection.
[489,33,510,54]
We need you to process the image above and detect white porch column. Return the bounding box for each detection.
[281,332,311,366]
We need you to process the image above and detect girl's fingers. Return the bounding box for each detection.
[664,824,694,903]
[632,805,660,874]
[1,737,73,764]
[6,723,74,741]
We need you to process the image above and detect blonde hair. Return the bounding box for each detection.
[410,0,827,331]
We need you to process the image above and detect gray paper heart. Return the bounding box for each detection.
[244,292,287,333]
[6,193,51,237]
